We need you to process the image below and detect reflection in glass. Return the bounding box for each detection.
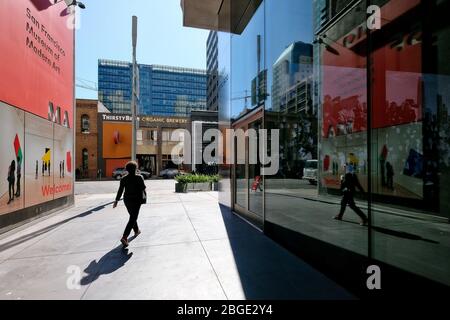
[221,0,450,290]
[370,0,450,287]
[234,135,247,210]
[249,120,263,217]
[262,0,370,258]
[231,4,265,120]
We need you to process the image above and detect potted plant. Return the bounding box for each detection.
[211,174,219,191]
[175,180,188,193]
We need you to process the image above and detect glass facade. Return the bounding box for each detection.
[98,60,132,115]
[98,60,207,117]
[217,0,450,295]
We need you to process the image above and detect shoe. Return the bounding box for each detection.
[120,238,129,248]
[333,215,342,221]
[134,230,141,237]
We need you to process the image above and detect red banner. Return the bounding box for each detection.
[0,0,74,127]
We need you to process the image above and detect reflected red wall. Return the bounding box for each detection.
[322,0,422,137]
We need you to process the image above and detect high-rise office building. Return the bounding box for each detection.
[98,60,207,117]
[206,31,219,111]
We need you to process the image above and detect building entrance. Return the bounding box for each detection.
[137,154,156,177]
[232,108,264,229]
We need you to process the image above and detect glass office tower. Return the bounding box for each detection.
[98,60,207,116]
[183,0,450,296]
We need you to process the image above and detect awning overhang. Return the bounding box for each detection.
[181,0,223,31]
[180,0,262,35]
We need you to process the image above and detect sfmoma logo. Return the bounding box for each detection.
[48,102,71,128]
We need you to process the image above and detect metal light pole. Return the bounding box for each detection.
[131,16,138,162]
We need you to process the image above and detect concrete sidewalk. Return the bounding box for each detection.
[0,180,353,300]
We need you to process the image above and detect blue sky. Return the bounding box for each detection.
[75,0,209,99]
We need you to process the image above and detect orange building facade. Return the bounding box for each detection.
[98,113,190,178]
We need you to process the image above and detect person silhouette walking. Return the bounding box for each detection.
[334,164,368,226]
[386,161,394,190]
[113,161,146,248]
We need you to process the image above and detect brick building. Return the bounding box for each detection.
[75,99,105,179]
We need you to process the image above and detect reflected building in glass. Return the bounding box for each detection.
[98,59,207,117]
[182,0,450,297]
[271,41,313,112]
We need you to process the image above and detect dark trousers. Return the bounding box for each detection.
[380,160,386,186]
[387,175,394,190]
[123,201,141,238]
[8,180,15,201]
[337,192,367,221]
[16,176,21,197]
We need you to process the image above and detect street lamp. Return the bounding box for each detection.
[62,0,86,9]
[131,16,138,162]
[51,0,86,9]
[313,36,340,56]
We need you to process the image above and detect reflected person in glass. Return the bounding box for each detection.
[333,164,368,226]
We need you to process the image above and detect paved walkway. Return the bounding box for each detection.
[0,180,353,300]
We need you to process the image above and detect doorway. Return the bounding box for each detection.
[232,108,264,229]
[137,154,156,176]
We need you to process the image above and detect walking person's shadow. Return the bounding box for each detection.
[81,246,133,286]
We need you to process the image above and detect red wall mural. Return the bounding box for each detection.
[0,0,74,127]
[0,0,74,222]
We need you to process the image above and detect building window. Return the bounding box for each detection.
[82,148,89,171]
[81,115,90,133]
[146,129,157,141]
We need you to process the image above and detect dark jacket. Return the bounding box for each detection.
[7,165,15,182]
[115,174,146,203]
[340,173,365,194]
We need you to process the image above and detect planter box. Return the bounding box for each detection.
[175,182,188,193]
[190,182,212,191]
[176,182,212,193]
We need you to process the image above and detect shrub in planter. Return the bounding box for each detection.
[175,174,220,192]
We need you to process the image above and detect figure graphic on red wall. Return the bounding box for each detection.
[7,160,16,205]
